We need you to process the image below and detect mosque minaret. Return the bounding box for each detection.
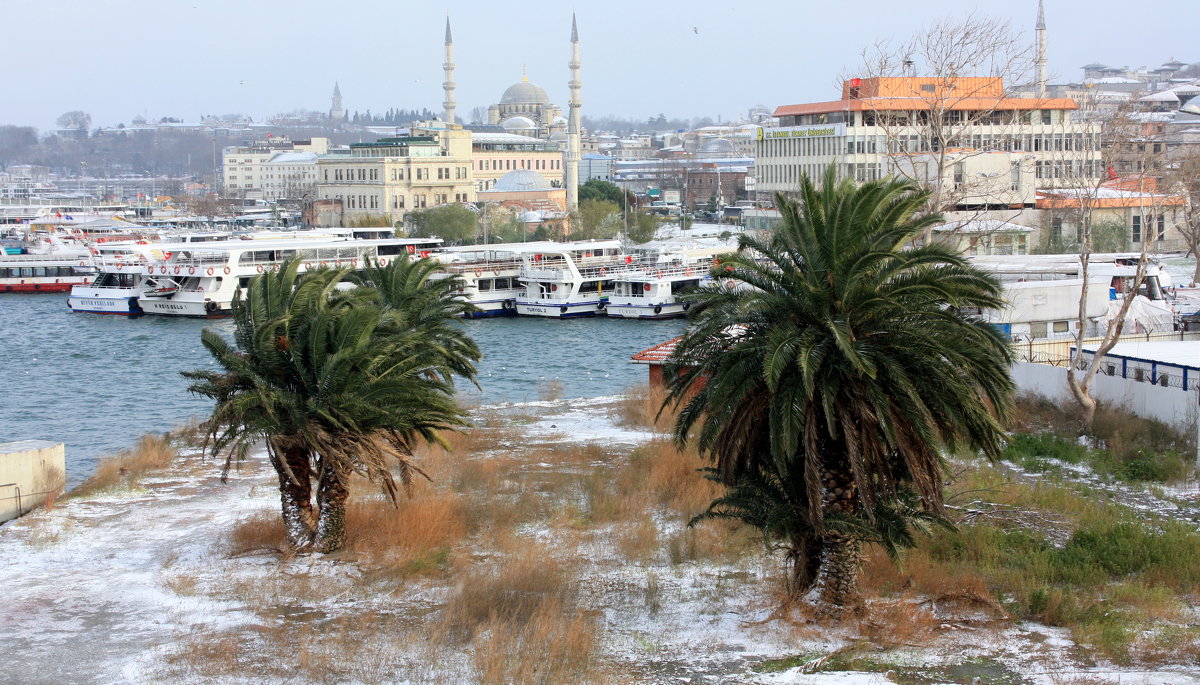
[565,13,582,213]
[443,18,457,125]
[1035,0,1048,97]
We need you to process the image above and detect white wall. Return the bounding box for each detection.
[0,440,65,523]
[1012,361,1199,432]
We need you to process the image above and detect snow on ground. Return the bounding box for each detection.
[2,397,1200,684]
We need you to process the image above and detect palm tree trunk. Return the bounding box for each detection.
[315,462,349,553]
[271,442,316,548]
[785,534,824,599]
[817,469,864,616]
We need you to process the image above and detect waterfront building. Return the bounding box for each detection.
[471,132,563,192]
[314,124,474,227]
[756,76,1101,202]
[1036,175,1188,252]
[222,137,329,200]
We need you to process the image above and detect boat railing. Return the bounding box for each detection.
[441,259,524,275]
[613,261,714,280]
[0,253,93,264]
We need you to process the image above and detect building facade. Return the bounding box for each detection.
[471,132,563,192]
[314,125,474,227]
[756,77,1101,202]
[222,137,329,200]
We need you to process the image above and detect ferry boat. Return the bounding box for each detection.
[514,240,631,318]
[1,235,96,293]
[136,236,442,318]
[430,242,562,317]
[605,238,737,319]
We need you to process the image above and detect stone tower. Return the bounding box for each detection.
[565,14,581,213]
[1035,0,1048,97]
[443,18,457,125]
[330,82,344,120]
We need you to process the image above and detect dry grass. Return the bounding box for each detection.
[470,600,601,684]
[226,511,289,557]
[343,491,468,575]
[610,383,679,433]
[71,433,177,497]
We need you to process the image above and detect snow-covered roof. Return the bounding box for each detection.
[1139,91,1180,103]
[470,131,546,144]
[266,151,318,164]
[1083,341,1200,369]
[933,219,1034,234]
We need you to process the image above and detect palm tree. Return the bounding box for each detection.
[183,259,475,552]
[354,256,481,385]
[667,167,1014,614]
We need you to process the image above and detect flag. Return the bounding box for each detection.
[65,215,74,220]
[1106,165,1118,181]
[55,212,62,218]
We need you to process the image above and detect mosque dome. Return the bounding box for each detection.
[549,131,568,142]
[493,169,552,192]
[500,80,551,105]
[1182,95,1200,116]
[551,115,568,126]
[502,116,538,131]
[699,138,735,154]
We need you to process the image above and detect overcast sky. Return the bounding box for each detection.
[9,0,1195,131]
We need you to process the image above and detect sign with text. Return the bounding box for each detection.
[758,124,846,140]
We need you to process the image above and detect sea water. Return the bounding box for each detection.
[0,294,685,486]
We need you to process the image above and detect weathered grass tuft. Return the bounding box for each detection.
[343,490,468,575]
[71,434,177,497]
[610,383,679,433]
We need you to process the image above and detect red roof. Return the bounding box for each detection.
[631,336,683,364]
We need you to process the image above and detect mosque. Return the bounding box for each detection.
[485,71,569,142]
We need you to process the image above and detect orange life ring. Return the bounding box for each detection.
[161,266,168,274]
[257,264,264,273]
[320,261,328,267]
[378,258,387,266]
[685,269,693,276]
[188,266,196,275]
[643,283,651,292]
[551,284,558,292]
[475,268,483,277]
[223,266,231,275]
[206,267,214,276]
[599,267,606,276]
[173,266,181,274]
[335,260,342,267]
[78,261,85,267]
[116,262,124,269]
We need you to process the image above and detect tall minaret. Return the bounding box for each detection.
[1035,0,1048,97]
[330,82,344,120]
[565,13,582,213]
[442,18,457,125]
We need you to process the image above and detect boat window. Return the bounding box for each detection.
[20,267,33,277]
[239,277,253,289]
[479,279,492,292]
[1140,276,1163,301]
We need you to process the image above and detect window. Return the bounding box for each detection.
[1052,321,1069,334]
[1156,214,1165,242]
[1029,321,1048,339]
[1041,110,1052,125]
[1132,215,1142,243]
[953,163,964,188]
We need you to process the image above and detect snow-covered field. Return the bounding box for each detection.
[2,396,1199,684]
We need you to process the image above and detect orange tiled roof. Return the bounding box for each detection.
[631,336,683,364]
[773,97,1078,118]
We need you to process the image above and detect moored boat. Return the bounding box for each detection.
[514,240,631,318]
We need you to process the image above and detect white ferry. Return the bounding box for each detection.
[430,242,562,317]
[1,235,96,293]
[136,236,442,317]
[605,238,737,319]
[514,240,631,318]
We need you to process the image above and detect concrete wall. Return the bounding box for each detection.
[0,440,65,523]
[1012,361,1200,432]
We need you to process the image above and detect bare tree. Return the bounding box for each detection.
[853,13,1036,227]
[1049,103,1175,427]
[1167,150,1200,283]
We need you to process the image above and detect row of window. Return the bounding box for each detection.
[784,109,1062,128]
[477,158,560,171]
[1,266,81,278]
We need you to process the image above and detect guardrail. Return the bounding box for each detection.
[1013,330,1200,367]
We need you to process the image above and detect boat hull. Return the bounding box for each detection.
[462,298,518,318]
[67,295,142,315]
[2,278,90,293]
[516,300,606,318]
[605,302,686,319]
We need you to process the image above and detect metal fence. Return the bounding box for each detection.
[1012,330,1200,367]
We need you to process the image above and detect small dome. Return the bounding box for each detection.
[493,169,552,192]
[699,137,735,154]
[502,116,537,131]
[551,115,567,126]
[500,80,550,105]
[1182,95,1200,116]
[549,131,568,142]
